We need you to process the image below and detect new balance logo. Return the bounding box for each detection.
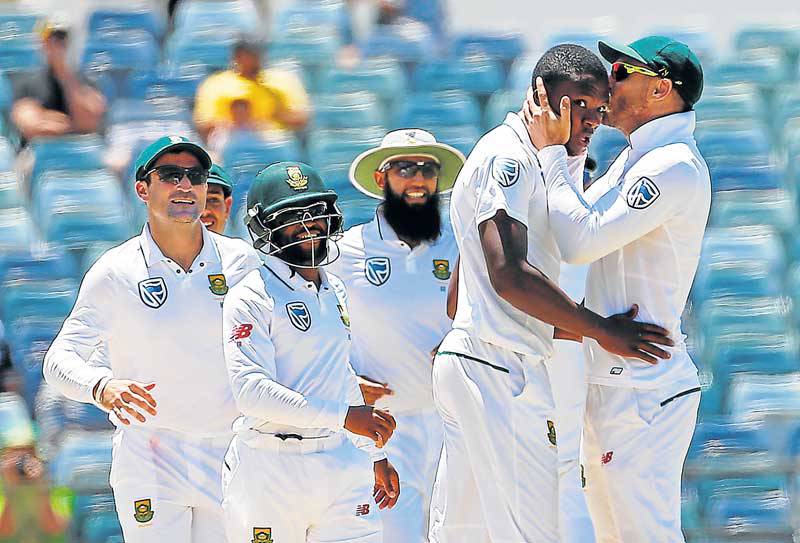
[230,323,253,341]
[601,451,614,465]
[356,504,370,516]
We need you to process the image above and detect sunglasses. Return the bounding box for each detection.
[143,165,209,185]
[611,62,661,82]
[382,160,441,180]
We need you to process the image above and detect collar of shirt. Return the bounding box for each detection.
[504,112,539,156]
[138,223,219,270]
[368,205,431,251]
[628,111,697,156]
[262,255,332,292]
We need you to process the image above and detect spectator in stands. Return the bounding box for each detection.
[200,165,233,235]
[9,19,106,145]
[0,322,16,395]
[193,36,310,142]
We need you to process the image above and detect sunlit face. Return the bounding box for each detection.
[374,155,439,206]
[135,152,207,225]
[546,76,609,156]
[200,184,232,234]
[605,57,661,133]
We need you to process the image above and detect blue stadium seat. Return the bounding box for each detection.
[0,72,12,113]
[107,98,192,125]
[167,40,234,72]
[647,27,717,63]
[87,8,163,40]
[317,58,407,105]
[0,244,78,283]
[338,196,379,228]
[81,30,160,73]
[413,55,505,96]
[728,373,800,420]
[396,91,481,129]
[221,132,303,175]
[544,31,608,52]
[361,28,432,64]
[0,171,22,210]
[694,473,789,504]
[128,67,207,101]
[735,26,800,55]
[306,131,382,197]
[709,190,796,230]
[273,1,351,40]
[695,94,761,124]
[82,510,122,543]
[0,12,41,38]
[484,90,523,131]
[0,138,13,170]
[709,50,792,87]
[173,0,260,35]
[0,42,42,72]
[50,431,114,487]
[425,124,481,157]
[710,164,783,192]
[312,92,385,130]
[705,491,793,536]
[450,33,525,63]
[0,278,78,324]
[0,208,36,251]
[687,419,773,472]
[268,24,341,68]
[29,135,106,188]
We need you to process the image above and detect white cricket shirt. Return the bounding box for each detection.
[538,111,711,389]
[222,256,385,461]
[444,112,563,359]
[327,207,458,414]
[43,225,262,436]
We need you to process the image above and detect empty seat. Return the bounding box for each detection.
[29,135,106,188]
[312,92,385,130]
[413,55,505,95]
[709,190,796,230]
[396,91,481,129]
[81,30,160,73]
[318,58,407,105]
[484,90,523,130]
[450,32,525,63]
[268,24,341,68]
[728,373,800,420]
[0,208,36,251]
[87,8,163,40]
[705,491,793,537]
[173,0,260,35]
[0,171,22,210]
[361,27,432,64]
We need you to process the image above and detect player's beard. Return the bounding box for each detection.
[382,185,442,244]
[274,232,328,268]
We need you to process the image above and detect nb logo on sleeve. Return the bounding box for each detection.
[230,323,253,341]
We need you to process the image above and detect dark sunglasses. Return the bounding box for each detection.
[382,160,441,180]
[143,165,209,186]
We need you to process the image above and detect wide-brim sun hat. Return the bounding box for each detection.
[349,129,465,200]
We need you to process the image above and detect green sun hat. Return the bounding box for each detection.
[133,135,212,181]
[207,164,233,197]
[598,35,704,106]
[349,129,466,200]
[247,161,338,218]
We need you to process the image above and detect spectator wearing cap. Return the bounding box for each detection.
[200,165,233,235]
[193,36,310,143]
[9,18,106,145]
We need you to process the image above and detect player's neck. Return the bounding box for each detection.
[294,266,321,289]
[148,219,204,272]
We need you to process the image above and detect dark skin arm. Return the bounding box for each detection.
[480,210,673,364]
[446,257,459,320]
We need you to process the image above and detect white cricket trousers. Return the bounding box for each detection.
[379,410,443,543]
[109,427,231,542]
[221,431,382,543]
[547,339,595,543]
[429,339,559,543]
[583,382,701,543]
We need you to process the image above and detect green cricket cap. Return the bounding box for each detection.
[133,135,212,181]
[207,164,233,197]
[247,162,337,218]
[599,35,704,106]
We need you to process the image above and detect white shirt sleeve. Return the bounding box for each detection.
[475,155,535,228]
[538,145,700,265]
[43,261,114,405]
[344,363,387,462]
[223,286,350,430]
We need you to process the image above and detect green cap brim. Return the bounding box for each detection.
[137,142,212,179]
[349,144,465,199]
[598,40,649,66]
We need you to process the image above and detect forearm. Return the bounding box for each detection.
[345,374,387,461]
[231,369,349,430]
[494,263,606,340]
[43,346,112,404]
[56,71,104,132]
[11,101,71,139]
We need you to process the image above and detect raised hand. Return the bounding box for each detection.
[521,77,572,150]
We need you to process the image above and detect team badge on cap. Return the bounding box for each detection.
[252,527,273,543]
[365,257,391,286]
[207,274,229,295]
[286,302,312,331]
[285,166,309,191]
[626,177,660,209]
[134,499,154,523]
[432,259,451,280]
[138,278,167,309]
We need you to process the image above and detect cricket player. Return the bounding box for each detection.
[222,162,400,543]
[327,129,464,543]
[43,136,262,542]
[526,36,709,542]
[429,44,674,543]
[201,164,234,234]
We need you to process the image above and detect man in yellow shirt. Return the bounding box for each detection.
[194,36,310,141]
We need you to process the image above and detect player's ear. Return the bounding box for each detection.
[135,179,150,203]
[374,170,386,190]
[532,88,541,107]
